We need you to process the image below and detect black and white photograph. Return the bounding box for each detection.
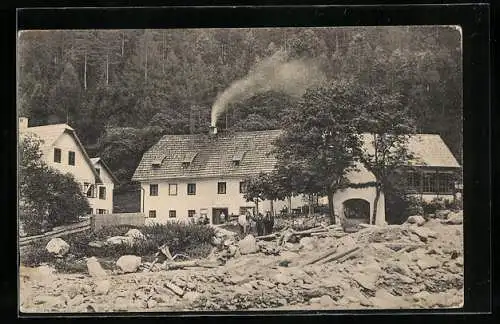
[18,26,464,313]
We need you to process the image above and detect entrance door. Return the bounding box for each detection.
[343,199,370,224]
[212,208,229,225]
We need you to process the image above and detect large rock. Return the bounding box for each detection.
[274,273,293,285]
[238,234,259,255]
[319,295,336,307]
[410,227,438,242]
[299,237,316,250]
[125,229,146,240]
[46,238,70,257]
[406,215,426,226]
[444,211,463,225]
[106,236,134,246]
[116,255,142,273]
[435,210,450,219]
[94,279,111,295]
[86,257,107,278]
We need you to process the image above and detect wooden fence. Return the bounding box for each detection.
[91,213,145,231]
[19,219,91,247]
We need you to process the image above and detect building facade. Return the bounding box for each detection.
[19,117,117,215]
[132,129,461,225]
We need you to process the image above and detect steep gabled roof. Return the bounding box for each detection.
[90,157,120,185]
[132,130,461,182]
[132,130,282,181]
[22,123,103,183]
[359,133,461,168]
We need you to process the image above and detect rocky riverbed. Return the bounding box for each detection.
[19,217,463,313]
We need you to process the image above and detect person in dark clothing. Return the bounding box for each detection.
[256,212,264,236]
[264,211,271,235]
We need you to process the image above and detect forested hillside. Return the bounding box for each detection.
[18,27,462,184]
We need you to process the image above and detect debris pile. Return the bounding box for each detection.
[20,212,463,312]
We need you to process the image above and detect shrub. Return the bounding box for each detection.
[19,134,90,235]
[422,198,446,215]
[19,241,54,267]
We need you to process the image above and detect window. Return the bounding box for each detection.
[169,210,176,218]
[217,182,226,194]
[423,173,437,193]
[239,181,247,194]
[97,209,107,214]
[150,184,158,196]
[87,208,93,214]
[68,151,75,165]
[187,183,196,195]
[406,171,421,192]
[84,183,96,198]
[99,186,106,200]
[53,148,61,163]
[169,184,178,196]
[149,210,157,218]
[188,210,196,218]
[438,173,454,194]
[95,168,100,175]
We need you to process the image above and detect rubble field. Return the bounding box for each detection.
[19,213,463,313]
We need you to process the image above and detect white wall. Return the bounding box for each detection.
[140,177,304,224]
[333,186,386,225]
[89,162,115,214]
[42,132,96,185]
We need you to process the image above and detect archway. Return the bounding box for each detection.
[343,198,370,224]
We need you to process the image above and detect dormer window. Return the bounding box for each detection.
[182,152,198,168]
[232,151,245,166]
[151,155,165,168]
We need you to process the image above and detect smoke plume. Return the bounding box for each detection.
[211,50,326,126]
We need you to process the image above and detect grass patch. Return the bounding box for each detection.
[19,222,215,272]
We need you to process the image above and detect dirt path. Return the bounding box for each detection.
[19,219,463,313]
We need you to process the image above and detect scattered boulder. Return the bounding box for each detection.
[211,236,222,246]
[46,238,70,257]
[354,273,378,291]
[95,279,111,295]
[183,291,201,303]
[319,295,336,307]
[443,211,463,225]
[417,256,440,270]
[238,234,259,255]
[106,236,134,246]
[125,229,146,240]
[274,273,293,285]
[410,227,438,242]
[299,237,316,250]
[406,215,426,226]
[116,255,142,273]
[86,257,107,278]
[435,210,450,219]
[88,241,105,248]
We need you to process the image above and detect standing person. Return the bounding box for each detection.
[264,210,271,235]
[193,212,200,225]
[203,214,209,225]
[256,212,264,236]
[238,212,247,235]
[269,211,275,234]
[219,211,226,224]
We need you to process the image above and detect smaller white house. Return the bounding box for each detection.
[19,117,118,215]
[90,158,119,214]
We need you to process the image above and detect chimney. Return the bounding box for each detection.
[19,117,28,131]
[209,125,217,136]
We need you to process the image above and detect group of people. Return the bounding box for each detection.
[238,210,275,236]
[191,213,210,225]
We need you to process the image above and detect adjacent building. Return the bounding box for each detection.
[19,117,117,215]
[132,128,461,226]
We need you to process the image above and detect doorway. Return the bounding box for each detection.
[212,208,229,225]
[343,199,370,224]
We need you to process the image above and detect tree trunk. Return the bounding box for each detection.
[372,184,381,225]
[84,52,87,90]
[105,53,109,85]
[308,195,313,217]
[327,190,336,224]
[288,196,292,214]
[270,200,274,216]
[255,199,259,215]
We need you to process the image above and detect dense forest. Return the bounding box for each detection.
[18,27,462,185]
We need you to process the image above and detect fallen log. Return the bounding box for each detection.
[163,260,220,270]
[292,227,328,235]
[317,246,361,265]
[300,247,339,266]
[255,233,278,240]
[164,281,184,296]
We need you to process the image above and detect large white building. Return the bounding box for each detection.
[132,129,461,225]
[19,117,118,215]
